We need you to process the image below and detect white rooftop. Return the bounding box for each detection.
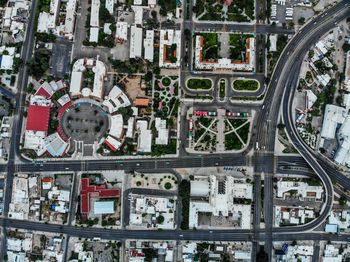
[130,26,142,58]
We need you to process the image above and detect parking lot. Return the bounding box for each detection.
[51,37,73,78]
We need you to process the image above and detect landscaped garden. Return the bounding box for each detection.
[131,173,178,190]
[305,71,313,84]
[189,113,251,152]
[232,79,260,91]
[165,44,178,63]
[186,78,213,90]
[153,76,179,118]
[219,79,226,100]
[193,0,255,22]
[224,118,251,150]
[229,34,253,61]
[200,33,219,60]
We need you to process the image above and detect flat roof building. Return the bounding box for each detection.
[320,104,346,139]
[80,178,120,216]
[89,27,99,43]
[69,58,107,99]
[155,118,169,145]
[159,30,181,68]
[116,22,128,43]
[94,200,115,214]
[90,0,100,27]
[132,5,143,25]
[189,175,253,229]
[63,0,77,38]
[144,30,154,62]
[105,0,114,14]
[136,120,152,153]
[130,26,142,58]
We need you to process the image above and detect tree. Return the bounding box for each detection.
[308,50,314,59]
[179,180,190,230]
[298,17,305,25]
[153,67,160,75]
[256,247,268,262]
[27,48,51,79]
[144,71,153,82]
[99,6,114,24]
[142,248,157,262]
[277,122,285,130]
[35,32,56,42]
[339,195,347,206]
[157,215,164,224]
[184,29,191,40]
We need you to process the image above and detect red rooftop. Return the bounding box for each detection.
[80,178,120,215]
[26,105,51,132]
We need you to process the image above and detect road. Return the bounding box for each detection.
[193,22,295,34]
[0,0,349,260]
[0,0,38,259]
[1,217,350,242]
[252,1,350,258]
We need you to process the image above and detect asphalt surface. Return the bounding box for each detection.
[0,1,349,260]
[0,0,38,258]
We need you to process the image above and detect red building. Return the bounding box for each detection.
[80,178,120,215]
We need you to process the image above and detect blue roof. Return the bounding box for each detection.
[325,224,338,233]
[94,201,115,214]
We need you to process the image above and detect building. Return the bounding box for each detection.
[90,0,100,27]
[155,118,169,145]
[105,0,114,14]
[144,30,154,62]
[116,22,128,43]
[276,180,323,201]
[320,104,346,139]
[69,58,107,99]
[37,0,60,33]
[3,1,30,42]
[345,51,350,92]
[129,195,176,229]
[0,46,16,70]
[136,120,152,153]
[134,98,150,107]
[322,245,343,262]
[23,96,52,156]
[326,210,350,232]
[189,175,253,229]
[89,27,99,43]
[195,34,255,71]
[44,132,69,157]
[132,5,143,25]
[80,178,120,216]
[103,114,124,151]
[104,135,122,151]
[159,30,181,68]
[275,206,315,226]
[130,26,143,58]
[305,90,317,111]
[63,0,77,38]
[102,85,131,114]
[94,200,115,214]
[280,245,314,261]
[8,175,30,220]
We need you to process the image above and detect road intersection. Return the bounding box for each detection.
[0,0,350,260]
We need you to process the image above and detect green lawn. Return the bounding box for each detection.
[187,78,213,90]
[225,132,243,150]
[233,79,260,91]
[219,79,225,99]
[236,122,250,143]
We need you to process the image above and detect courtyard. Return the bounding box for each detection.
[61,102,109,144]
